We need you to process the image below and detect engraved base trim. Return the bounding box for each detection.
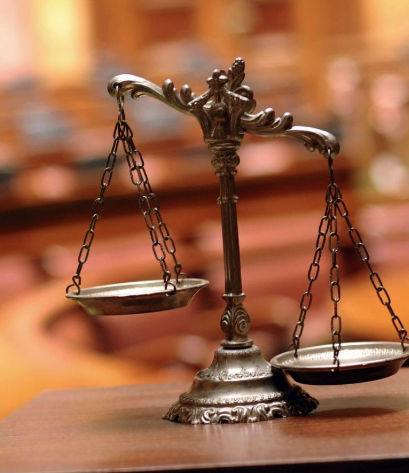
[163,389,318,424]
[179,387,295,406]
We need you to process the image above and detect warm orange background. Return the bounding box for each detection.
[1,0,409,419]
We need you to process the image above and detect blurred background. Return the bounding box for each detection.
[1,0,409,418]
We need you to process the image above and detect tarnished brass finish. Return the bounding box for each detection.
[271,342,409,385]
[108,58,339,423]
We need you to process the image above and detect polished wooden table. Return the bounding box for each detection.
[1,368,409,473]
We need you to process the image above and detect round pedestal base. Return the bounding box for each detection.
[163,346,318,424]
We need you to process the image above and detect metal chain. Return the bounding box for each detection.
[66,86,186,295]
[291,150,342,364]
[290,148,407,360]
[327,186,342,366]
[325,152,342,366]
[334,185,409,351]
[66,124,120,294]
[121,123,187,294]
[291,202,330,357]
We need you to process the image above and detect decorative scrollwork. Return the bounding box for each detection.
[241,113,339,157]
[162,79,194,111]
[163,390,318,424]
[241,108,293,134]
[221,304,251,339]
[195,365,272,383]
[108,57,339,157]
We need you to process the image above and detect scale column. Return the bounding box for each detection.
[209,141,252,349]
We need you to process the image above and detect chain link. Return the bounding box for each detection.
[292,149,407,364]
[291,203,330,357]
[328,197,342,367]
[121,124,187,294]
[66,86,186,295]
[326,154,342,366]
[66,128,120,294]
[334,185,409,351]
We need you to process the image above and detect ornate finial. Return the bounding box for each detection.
[183,60,256,143]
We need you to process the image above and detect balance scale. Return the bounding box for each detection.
[66,58,409,424]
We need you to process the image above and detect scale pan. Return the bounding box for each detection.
[271,341,409,385]
[66,278,209,315]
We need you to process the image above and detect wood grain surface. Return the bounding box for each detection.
[1,369,409,473]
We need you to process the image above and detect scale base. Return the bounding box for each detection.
[163,345,318,424]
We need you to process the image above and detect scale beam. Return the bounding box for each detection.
[108,59,339,157]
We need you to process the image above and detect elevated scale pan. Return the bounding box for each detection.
[66,278,209,315]
[270,341,409,385]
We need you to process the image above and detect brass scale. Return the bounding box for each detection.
[66,58,409,424]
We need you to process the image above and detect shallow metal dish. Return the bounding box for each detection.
[66,278,209,315]
[270,341,409,385]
